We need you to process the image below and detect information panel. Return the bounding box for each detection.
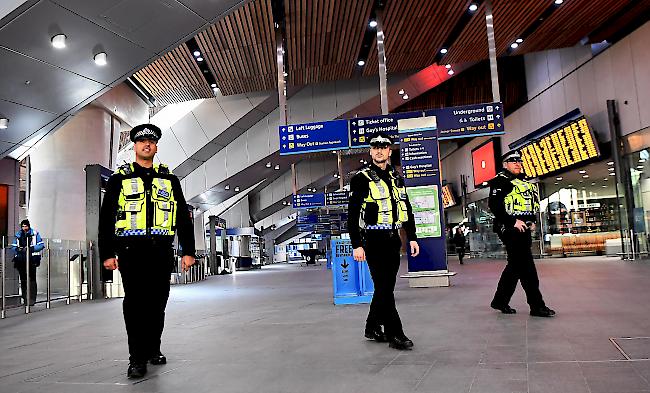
[426,102,505,140]
[407,185,442,238]
[292,193,325,209]
[519,116,600,178]
[279,119,350,155]
[325,191,349,206]
[349,111,422,147]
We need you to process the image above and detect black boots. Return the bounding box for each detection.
[530,306,556,317]
[127,362,147,379]
[388,334,414,350]
[491,302,517,314]
[149,353,167,365]
[365,326,388,342]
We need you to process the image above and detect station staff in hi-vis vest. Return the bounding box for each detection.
[347,132,420,350]
[99,123,196,379]
[488,150,555,318]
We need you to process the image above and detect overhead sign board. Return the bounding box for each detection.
[426,102,505,140]
[519,116,599,178]
[349,111,422,147]
[279,119,349,155]
[325,191,349,206]
[292,193,326,209]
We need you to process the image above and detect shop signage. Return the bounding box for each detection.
[426,102,505,140]
[519,116,600,178]
[279,119,349,155]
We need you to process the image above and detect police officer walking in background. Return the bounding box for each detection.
[488,150,555,318]
[348,132,420,350]
[99,123,196,378]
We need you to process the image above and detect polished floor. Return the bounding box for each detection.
[2,255,650,393]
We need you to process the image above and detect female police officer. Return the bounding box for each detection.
[347,132,420,350]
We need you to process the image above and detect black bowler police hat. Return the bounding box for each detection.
[369,132,393,147]
[130,124,162,142]
[502,150,523,163]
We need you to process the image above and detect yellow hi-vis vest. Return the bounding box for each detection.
[115,163,177,237]
[503,178,540,216]
[359,167,409,229]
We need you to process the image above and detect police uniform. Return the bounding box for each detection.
[488,151,555,317]
[347,133,418,350]
[98,124,195,376]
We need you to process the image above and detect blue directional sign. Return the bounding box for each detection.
[426,102,505,140]
[325,191,349,206]
[279,119,350,155]
[349,111,422,147]
[292,193,326,209]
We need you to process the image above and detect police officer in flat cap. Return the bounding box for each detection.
[488,150,555,317]
[99,123,196,378]
[348,132,420,350]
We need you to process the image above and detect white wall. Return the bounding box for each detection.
[220,196,250,229]
[0,158,20,237]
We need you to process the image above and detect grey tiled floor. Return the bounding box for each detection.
[2,256,650,392]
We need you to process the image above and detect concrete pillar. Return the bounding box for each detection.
[28,106,120,240]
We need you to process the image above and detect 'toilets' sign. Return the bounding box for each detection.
[427,102,505,140]
[519,116,600,178]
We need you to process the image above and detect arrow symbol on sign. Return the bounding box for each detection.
[496,106,500,110]
[282,136,286,140]
[352,130,357,134]
[352,122,356,126]
[497,123,502,127]
[496,114,501,119]
[282,144,287,148]
[341,261,349,268]
[353,138,357,142]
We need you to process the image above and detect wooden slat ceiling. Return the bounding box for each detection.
[132,0,647,104]
[132,44,213,106]
[284,0,373,85]
[196,0,276,96]
[363,1,468,76]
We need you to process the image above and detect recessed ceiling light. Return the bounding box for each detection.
[360,159,364,163]
[225,185,230,190]
[0,118,8,129]
[448,69,454,75]
[608,167,615,171]
[554,182,558,185]
[515,38,523,44]
[274,165,280,170]
[211,83,217,88]
[193,50,200,57]
[469,3,478,11]
[602,185,607,188]
[403,94,409,100]
[283,72,288,77]
[445,64,451,69]
[266,162,272,168]
[568,184,573,188]
[482,181,488,186]
[579,170,586,174]
[234,186,240,192]
[398,89,405,95]
[608,161,614,165]
[51,34,66,49]
[440,48,448,54]
[358,60,365,66]
[637,165,644,169]
[554,0,563,4]
[197,57,204,62]
[556,177,562,181]
[609,172,616,176]
[591,182,595,186]
[510,42,519,49]
[582,174,589,178]
[369,20,377,28]
[94,52,107,66]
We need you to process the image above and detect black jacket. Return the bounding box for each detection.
[452,232,466,248]
[98,162,195,262]
[347,164,417,249]
[488,169,537,232]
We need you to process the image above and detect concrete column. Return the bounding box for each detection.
[28,106,120,240]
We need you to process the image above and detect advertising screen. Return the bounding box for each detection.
[471,139,499,187]
[441,184,457,208]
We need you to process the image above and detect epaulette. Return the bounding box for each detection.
[155,164,170,174]
[117,163,133,175]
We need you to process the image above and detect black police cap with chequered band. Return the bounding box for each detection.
[130,124,162,142]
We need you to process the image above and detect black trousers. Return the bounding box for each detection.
[456,246,465,263]
[118,245,173,363]
[492,228,546,310]
[15,263,37,305]
[364,230,404,337]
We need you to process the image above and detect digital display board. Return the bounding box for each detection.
[471,139,499,187]
[441,184,457,208]
[519,116,599,178]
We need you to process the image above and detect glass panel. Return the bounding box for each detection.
[628,149,650,259]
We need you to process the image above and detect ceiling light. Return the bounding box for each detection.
[0,118,8,129]
[193,50,200,57]
[568,184,573,188]
[369,20,378,28]
[445,64,451,69]
[640,158,646,162]
[608,167,615,171]
[591,182,595,186]
[225,185,230,190]
[516,38,523,44]
[266,162,272,168]
[403,94,409,100]
[360,159,364,163]
[448,69,454,75]
[609,172,616,176]
[582,175,589,178]
[556,177,563,181]
[469,3,478,11]
[608,161,614,165]
[94,52,107,66]
[234,187,240,192]
[358,60,365,66]
[637,165,644,170]
[555,0,563,4]
[51,34,66,49]
[398,89,405,95]
[554,182,558,185]
[211,83,217,88]
[274,165,280,170]
[579,170,586,174]
[197,57,204,62]
[510,42,519,49]
[440,48,448,54]
[602,185,607,188]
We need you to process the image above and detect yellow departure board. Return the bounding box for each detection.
[519,116,599,178]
